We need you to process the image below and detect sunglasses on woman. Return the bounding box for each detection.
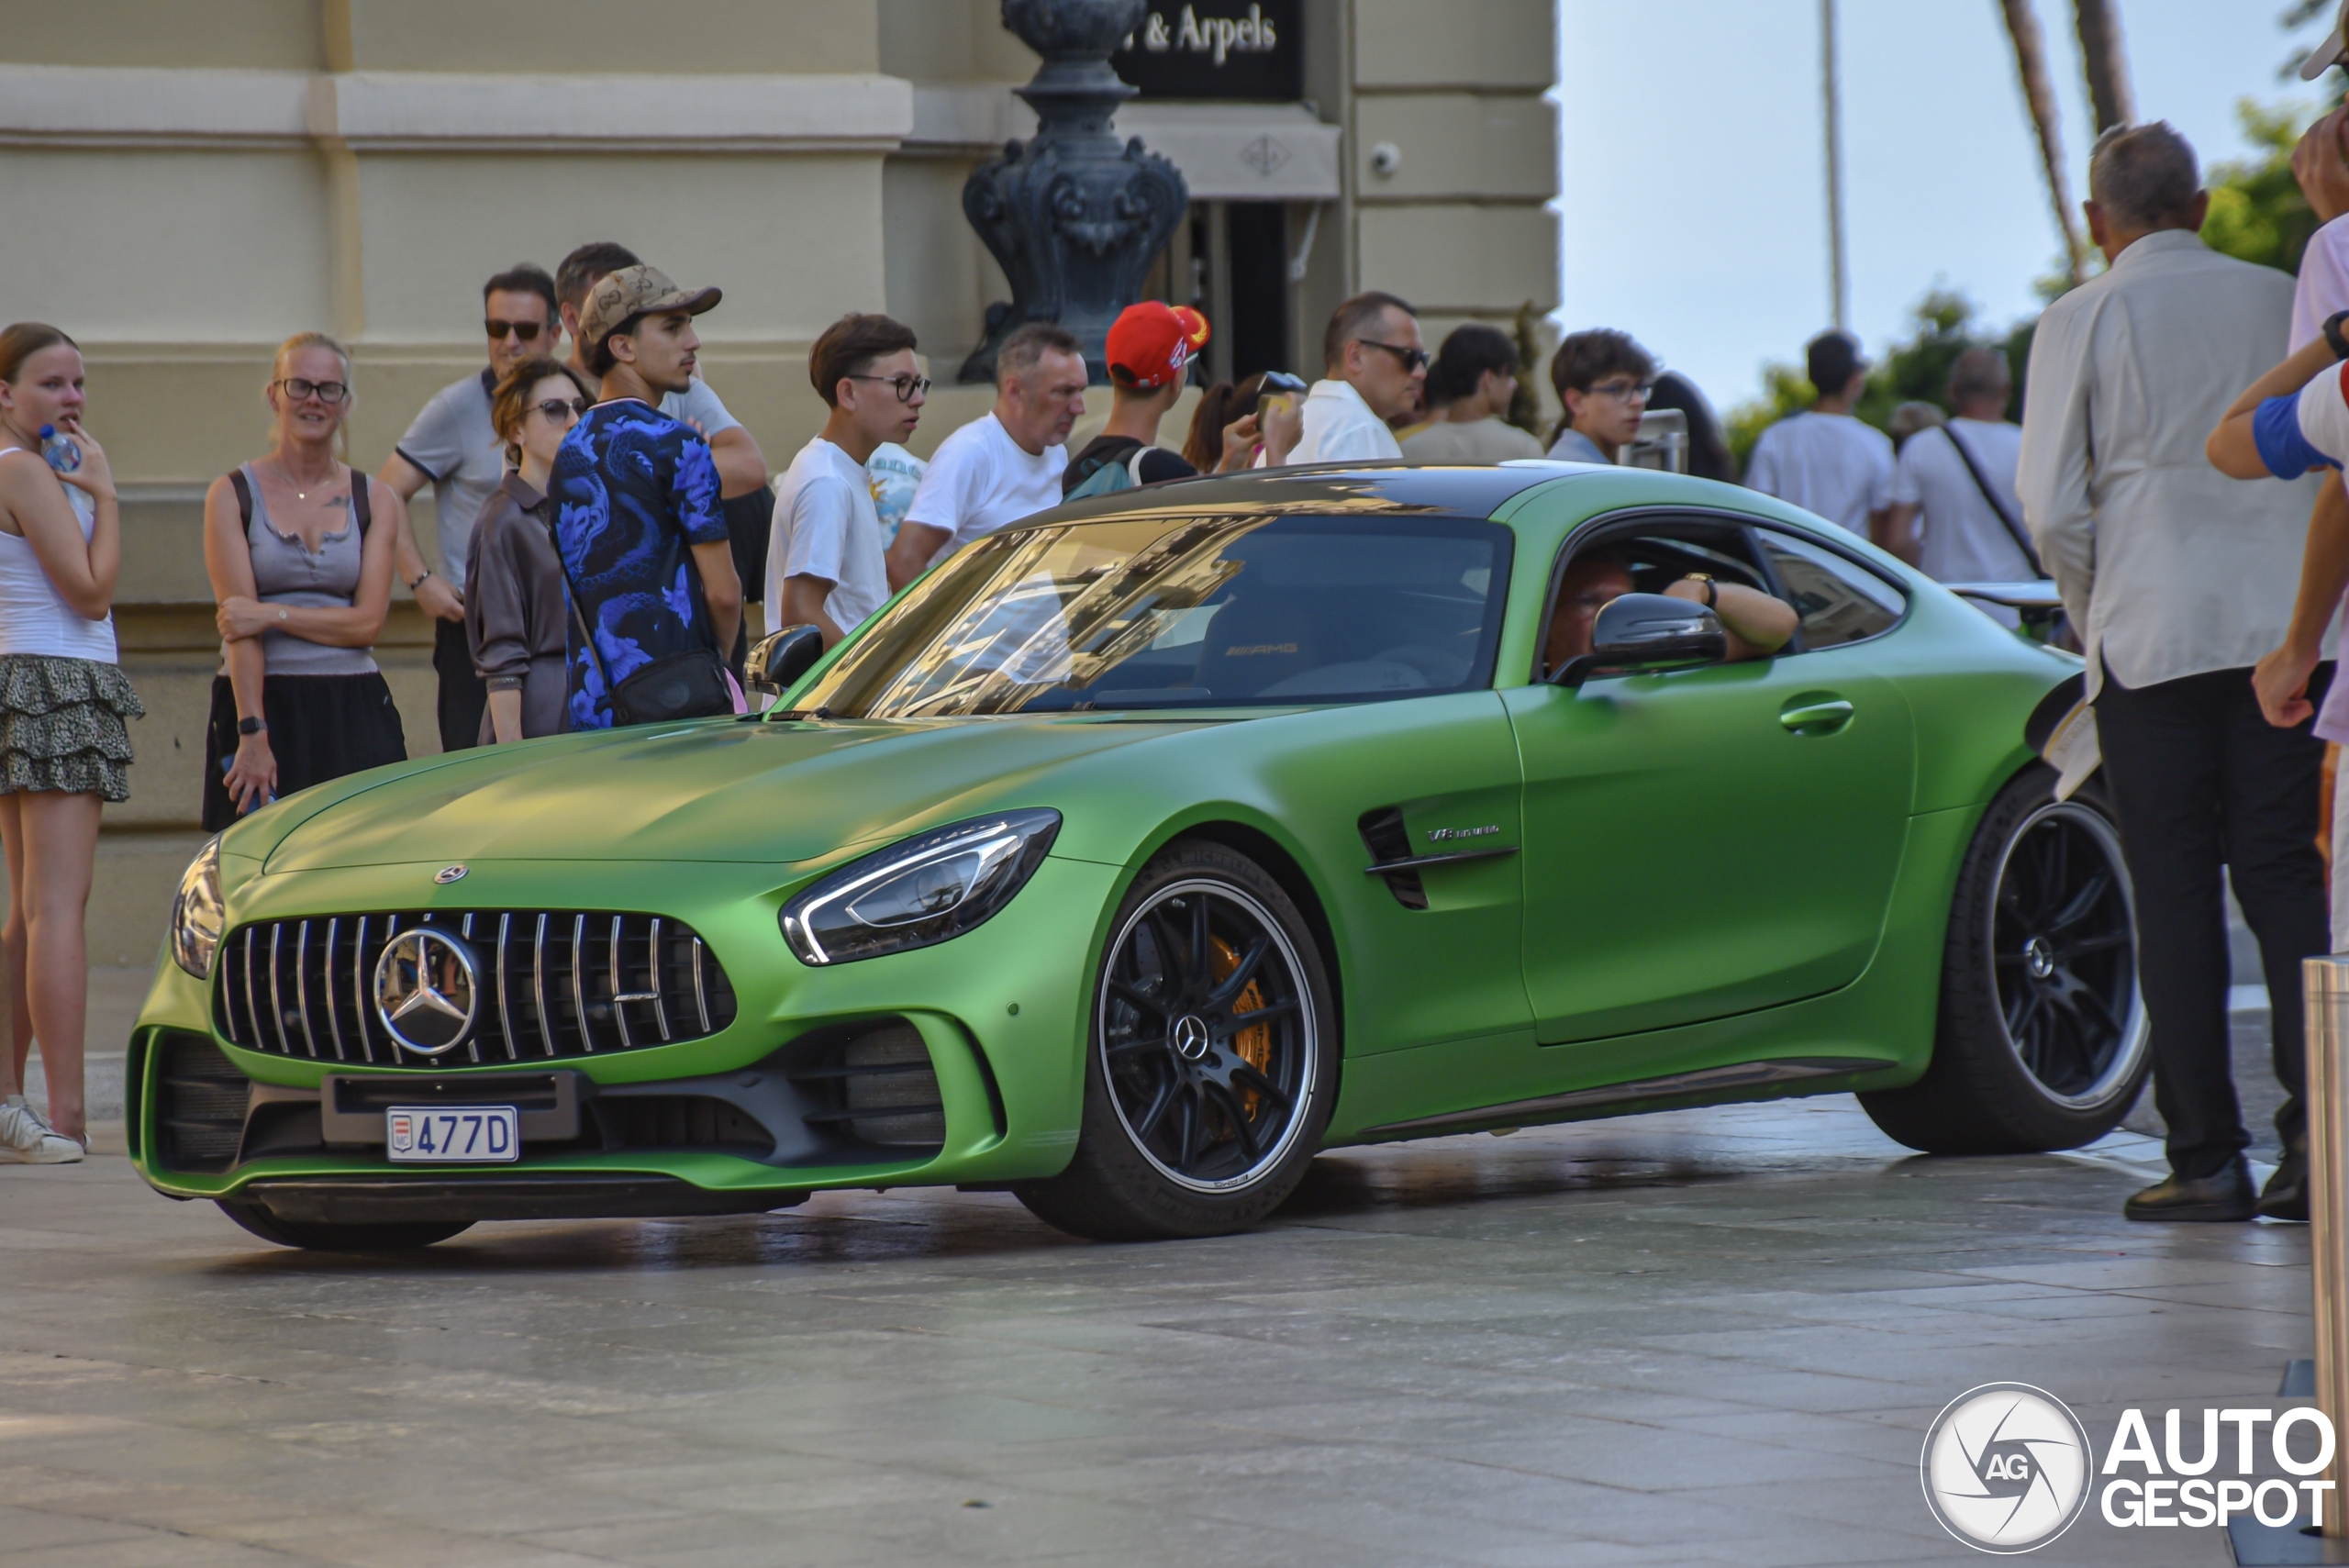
[533,398,588,422]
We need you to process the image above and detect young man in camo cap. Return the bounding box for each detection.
[550,264,743,730]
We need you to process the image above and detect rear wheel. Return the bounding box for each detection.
[216,1200,473,1252]
[1015,840,1337,1240]
[1861,765,2149,1153]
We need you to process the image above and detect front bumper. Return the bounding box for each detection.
[129,852,1120,1215]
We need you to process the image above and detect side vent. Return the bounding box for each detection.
[1358,806,1428,910]
[792,1020,947,1153]
[154,1033,250,1173]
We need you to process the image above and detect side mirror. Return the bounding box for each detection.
[1552,592,1727,688]
[747,625,826,697]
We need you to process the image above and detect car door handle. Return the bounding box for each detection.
[1779,697,1854,735]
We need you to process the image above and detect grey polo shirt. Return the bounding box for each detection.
[395,366,503,576]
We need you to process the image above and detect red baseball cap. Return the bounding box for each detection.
[1107,302,1210,389]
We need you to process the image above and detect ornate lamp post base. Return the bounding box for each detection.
[958,0,1189,384]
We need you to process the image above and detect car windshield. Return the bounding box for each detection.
[793,512,1513,718]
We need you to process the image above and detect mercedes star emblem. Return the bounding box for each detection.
[373,927,480,1056]
[436,863,468,884]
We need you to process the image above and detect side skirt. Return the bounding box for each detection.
[1355,1056,1891,1141]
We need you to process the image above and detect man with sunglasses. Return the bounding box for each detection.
[769,313,926,648]
[1745,330,1894,539]
[379,261,559,751]
[1284,291,1426,465]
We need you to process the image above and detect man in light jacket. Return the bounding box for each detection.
[2020,121,2329,1224]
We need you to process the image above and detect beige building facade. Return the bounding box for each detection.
[0,0,1557,866]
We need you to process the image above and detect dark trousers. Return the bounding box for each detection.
[2094,659,2332,1177]
[433,616,487,753]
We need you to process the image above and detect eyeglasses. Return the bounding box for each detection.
[274,377,349,404]
[1358,340,1431,373]
[1589,380,1655,403]
[845,373,933,404]
[484,319,545,342]
[533,398,588,422]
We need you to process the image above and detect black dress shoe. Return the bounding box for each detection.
[2257,1147,2310,1223]
[2124,1157,2256,1222]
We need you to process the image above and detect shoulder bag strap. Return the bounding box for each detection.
[349,469,372,539]
[542,509,620,698]
[1942,424,2043,578]
[228,468,253,528]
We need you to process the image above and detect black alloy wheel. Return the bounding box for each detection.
[1015,840,1336,1240]
[1991,800,2142,1106]
[1098,878,1317,1192]
[1860,766,2150,1154]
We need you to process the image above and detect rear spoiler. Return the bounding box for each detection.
[1945,579,2066,638]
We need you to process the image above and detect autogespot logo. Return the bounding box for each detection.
[1921,1383,2093,1552]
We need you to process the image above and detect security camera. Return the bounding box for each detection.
[1370,142,1402,177]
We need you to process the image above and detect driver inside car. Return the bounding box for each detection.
[1542,551,1798,674]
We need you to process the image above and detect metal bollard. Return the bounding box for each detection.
[2305,955,2349,1535]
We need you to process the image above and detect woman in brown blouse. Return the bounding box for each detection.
[465,357,590,742]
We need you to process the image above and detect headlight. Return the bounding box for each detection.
[170,836,225,980]
[780,809,1061,965]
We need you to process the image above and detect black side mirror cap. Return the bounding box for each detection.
[1552,592,1728,688]
[747,625,826,697]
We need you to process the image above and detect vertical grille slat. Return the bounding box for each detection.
[215,908,732,1064]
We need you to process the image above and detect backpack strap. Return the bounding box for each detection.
[350,469,372,539]
[228,467,253,528]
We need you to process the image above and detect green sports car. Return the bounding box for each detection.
[130,462,2143,1250]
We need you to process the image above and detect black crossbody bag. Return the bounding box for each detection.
[1942,423,2043,578]
[547,519,733,727]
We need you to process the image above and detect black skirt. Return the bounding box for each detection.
[202,672,407,833]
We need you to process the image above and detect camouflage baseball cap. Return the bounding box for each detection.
[579,264,721,350]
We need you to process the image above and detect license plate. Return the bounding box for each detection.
[385,1106,519,1163]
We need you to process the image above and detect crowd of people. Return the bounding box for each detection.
[13,87,2349,1196]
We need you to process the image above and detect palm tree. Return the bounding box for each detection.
[2072,0,2136,134]
[1996,0,2089,285]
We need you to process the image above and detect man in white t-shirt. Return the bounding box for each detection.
[770,313,927,646]
[379,261,560,751]
[1745,331,1894,537]
[1280,291,1426,465]
[1881,349,2034,592]
[886,321,1085,590]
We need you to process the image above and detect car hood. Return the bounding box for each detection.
[261,716,1216,873]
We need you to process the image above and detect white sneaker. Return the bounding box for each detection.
[0,1095,83,1164]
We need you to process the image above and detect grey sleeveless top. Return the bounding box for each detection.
[225,462,378,677]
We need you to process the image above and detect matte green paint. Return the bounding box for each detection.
[129,467,2077,1212]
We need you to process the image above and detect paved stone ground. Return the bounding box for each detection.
[0,1091,2314,1568]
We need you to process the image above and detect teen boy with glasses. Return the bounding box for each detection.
[377,261,559,751]
[1745,330,1895,539]
[1283,291,1426,464]
[1545,328,1658,465]
[769,313,928,648]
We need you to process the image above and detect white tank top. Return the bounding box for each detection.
[0,450,118,662]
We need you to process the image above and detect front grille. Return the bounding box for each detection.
[214,910,737,1066]
[155,1034,250,1173]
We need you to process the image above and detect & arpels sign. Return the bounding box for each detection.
[1921,1383,2341,1551]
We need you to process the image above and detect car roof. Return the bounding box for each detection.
[1022,460,1606,527]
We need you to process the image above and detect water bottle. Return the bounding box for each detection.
[35,424,81,475]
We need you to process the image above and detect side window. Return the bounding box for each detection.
[1754,528,1905,650]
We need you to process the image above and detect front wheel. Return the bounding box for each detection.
[1015,840,1338,1240]
[217,1200,473,1252]
[1861,765,2150,1153]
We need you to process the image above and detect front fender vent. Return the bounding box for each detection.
[1358,807,1428,910]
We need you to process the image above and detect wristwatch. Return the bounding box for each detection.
[2326,310,2349,362]
[1687,573,1718,610]
[238,717,266,736]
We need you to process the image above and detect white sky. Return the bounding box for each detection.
[1554,0,2336,409]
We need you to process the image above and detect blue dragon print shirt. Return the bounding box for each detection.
[550,399,729,729]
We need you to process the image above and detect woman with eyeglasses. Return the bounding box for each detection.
[0,324,144,1162]
[465,358,592,741]
[200,331,406,832]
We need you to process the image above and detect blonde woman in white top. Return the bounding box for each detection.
[0,323,141,1162]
